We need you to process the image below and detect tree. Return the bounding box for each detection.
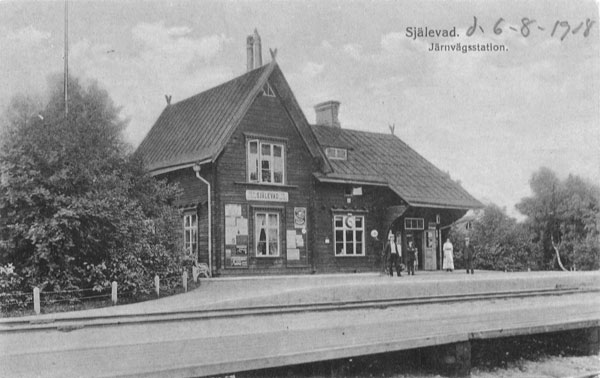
[516,168,599,270]
[449,205,541,271]
[0,76,183,294]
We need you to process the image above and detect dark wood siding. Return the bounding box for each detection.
[312,182,401,273]
[215,91,318,274]
[160,167,213,266]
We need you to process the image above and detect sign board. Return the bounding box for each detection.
[294,207,306,228]
[246,190,289,202]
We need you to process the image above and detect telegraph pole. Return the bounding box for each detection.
[64,0,69,117]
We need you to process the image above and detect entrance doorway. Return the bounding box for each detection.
[423,230,436,270]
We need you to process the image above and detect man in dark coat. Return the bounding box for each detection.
[385,234,401,277]
[406,241,417,276]
[464,237,475,274]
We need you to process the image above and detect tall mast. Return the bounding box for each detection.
[64,0,69,116]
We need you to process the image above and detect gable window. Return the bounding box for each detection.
[404,217,424,230]
[255,211,280,256]
[183,213,198,255]
[334,214,365,256]
[247,139,285,184]
[325,147,347,160]
[262,82,275,97]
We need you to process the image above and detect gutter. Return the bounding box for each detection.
[193,163,212,276]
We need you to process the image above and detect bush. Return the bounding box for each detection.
[0,76,184,301]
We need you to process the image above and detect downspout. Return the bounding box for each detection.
[193,163,212,276]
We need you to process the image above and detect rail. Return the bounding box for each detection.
[0,286,597,333]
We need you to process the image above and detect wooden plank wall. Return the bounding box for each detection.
[312,183,401,273]
[215,90,318,273]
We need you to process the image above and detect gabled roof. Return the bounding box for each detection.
[136,61,328,173]
[311,126,483,210]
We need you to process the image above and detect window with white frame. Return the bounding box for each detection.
[247,140,285,184]
[255,212,280,256]
[325,147,347,160]
[404,217,424,230]
[334,214,365,256]
[183,213,198,255]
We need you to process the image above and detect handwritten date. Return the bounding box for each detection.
[466,17,595,41]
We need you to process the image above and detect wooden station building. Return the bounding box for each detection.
[136,30,482,276]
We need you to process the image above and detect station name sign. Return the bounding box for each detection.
[246,190,289,202]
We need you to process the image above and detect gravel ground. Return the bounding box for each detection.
[469,355,600,378]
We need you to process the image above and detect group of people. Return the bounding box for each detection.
[385,235,417,277]
[442,237,475,274]
[384,233,475,277]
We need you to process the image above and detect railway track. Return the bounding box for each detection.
[1,286,596,333]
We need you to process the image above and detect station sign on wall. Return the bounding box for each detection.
[246,190,289,202]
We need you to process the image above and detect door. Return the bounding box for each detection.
[423,230,437,270]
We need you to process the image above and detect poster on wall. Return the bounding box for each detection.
[286,230,297,249]
[294,207,306,229]
[287,248,300,260]
[225,204,248,268]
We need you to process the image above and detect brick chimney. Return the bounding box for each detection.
[253,29,262,68]
[246,29,263,71]
[314,101,341,128]
[246,36,254,71]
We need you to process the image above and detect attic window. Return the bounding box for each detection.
[262,82,275,97]
[325,147,347,160]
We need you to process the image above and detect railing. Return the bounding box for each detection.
[2,269,206,315]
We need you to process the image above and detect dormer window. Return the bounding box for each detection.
[262,82,275,97]
[247,139,285,184]
[325,147,347,160]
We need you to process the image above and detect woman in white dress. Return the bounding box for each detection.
[443,238,454,272]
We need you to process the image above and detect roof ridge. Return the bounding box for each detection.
[168,65,271,109]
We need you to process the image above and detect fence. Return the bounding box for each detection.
[2,269,204,315]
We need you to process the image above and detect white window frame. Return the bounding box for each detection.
[255,211,280,257]
[183,213,198,256]
[325,147,347,160]
[247,139,285,185]
[404,217,425,230]
[333,214,365,256]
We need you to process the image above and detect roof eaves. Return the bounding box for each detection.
[313,173,388,187]
[403,198,485,210]
[149,158,212,177]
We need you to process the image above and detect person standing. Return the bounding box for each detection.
[464,237,475,274]
[385,233,401,277]
[406,240,417,276]
[442,238,454,272]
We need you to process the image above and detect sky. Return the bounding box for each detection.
[0,0,598,219]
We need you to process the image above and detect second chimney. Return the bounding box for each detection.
[246,29,263,71]
[246,36,254,71]
[314,101,341,128]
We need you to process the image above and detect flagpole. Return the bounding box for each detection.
[64,0,68,117]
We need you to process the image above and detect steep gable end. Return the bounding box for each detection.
[136,62,330,174]
[136,64,272,172]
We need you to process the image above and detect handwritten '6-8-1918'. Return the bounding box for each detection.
[466,17,595,41]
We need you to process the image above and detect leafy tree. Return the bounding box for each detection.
[516,167,599,270]
[449,205,541,271]
[0,76,183,295]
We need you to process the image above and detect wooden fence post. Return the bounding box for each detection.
[192,266,199,283]
[33,287,40,315]
[155,275,160,297]
[182,271,188,292]
[111,281,118,305]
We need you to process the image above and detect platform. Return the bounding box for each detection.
[1,271,599,378]
[8,270,600,321]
